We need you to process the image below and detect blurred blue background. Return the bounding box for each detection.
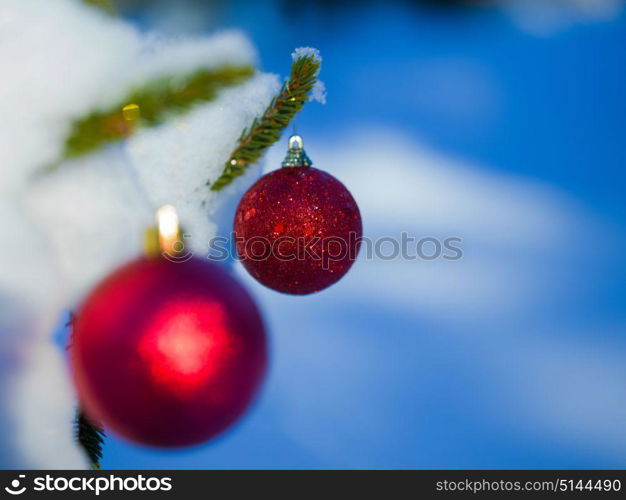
[97,0,626,468]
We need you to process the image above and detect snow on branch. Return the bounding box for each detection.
[60,65,254,162]
[0,0,272,469]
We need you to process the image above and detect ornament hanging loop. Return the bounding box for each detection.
[281,134,313,168]
[289,135,303,150]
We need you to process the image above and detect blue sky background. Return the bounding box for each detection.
[91,0,626,469]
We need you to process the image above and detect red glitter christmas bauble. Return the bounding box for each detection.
[71,257,266,448]
[234,165,362,294]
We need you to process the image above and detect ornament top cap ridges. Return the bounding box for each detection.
[282,134,313,167]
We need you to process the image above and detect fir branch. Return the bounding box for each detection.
[67,313,105,469]
[60,65,254,162]
[75,409,106,470]
[83,0,117,15]
[210,54,321,191]
[82,0,117,15]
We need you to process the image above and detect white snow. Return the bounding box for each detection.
[310,80,327,105]
[0,0,279,468]
[292,46,321,65]
[292,47,326,104]
[127,72,280,256]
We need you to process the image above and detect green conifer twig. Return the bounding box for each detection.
[67,313,105,469]
[59,65,254,163]
[75,410,106,470]
[82,0,117,15]
[209,54,320,191]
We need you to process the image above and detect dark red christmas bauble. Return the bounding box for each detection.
[71,257,266,448]
[234,166,362,294]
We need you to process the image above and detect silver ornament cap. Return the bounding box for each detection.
[281,135,313,167]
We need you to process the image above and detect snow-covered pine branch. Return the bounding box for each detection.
[0,0,319,468]
[211,48,323,191]
[60,65,255,162]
